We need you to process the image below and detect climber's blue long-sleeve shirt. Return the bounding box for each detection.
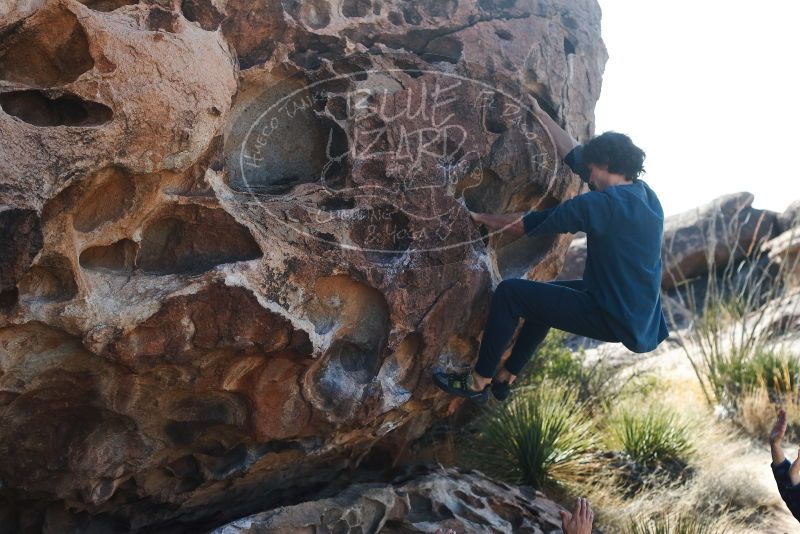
[772,459,800,522]
[522,145,669,353]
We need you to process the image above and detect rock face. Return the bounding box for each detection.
[211,466,568,534]
[0,0,606,530]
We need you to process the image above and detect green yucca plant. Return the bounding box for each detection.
[610,405,694,466]
[662,213,800,409]
[622,513,720,534]
[469,382,596,489]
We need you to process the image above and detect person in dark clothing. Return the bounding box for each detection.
[770,408,800,522]
[433,98,669,402]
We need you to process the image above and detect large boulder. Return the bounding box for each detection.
[777,199,800,234]
[762,226,800,286]
[0,0,606,530]
[660,192,779,289]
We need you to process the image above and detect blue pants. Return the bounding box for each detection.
[474,278,621,378]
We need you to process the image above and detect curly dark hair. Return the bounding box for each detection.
[582,131,646,181]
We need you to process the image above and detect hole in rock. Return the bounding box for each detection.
[482,92,509,134]
[165,393,247,445]
[331,339,381,383]
[319,195,356,211]
[419,0,458,18]
[402,4,422,24]
[0,90,112,127]
[393,57,424,77]
[18,256,78,302]
[137,205,262,275]
[0,5,94,86]
[342,0,371,17]
[495,28,513,40]
[331,58,370,81]
[72,167,135,232]
[181,0,224,30]
[325,95,348,120]
[305,276,390,418]
[77,0,138,11]
[282,0,331,29]
[564,37,576,56]
[349,205,412,258]
[0,208,43,293]
[496,232,559,280]
[79,239,137,273]
[227,76,349,195]
[479,0,517,9]
[387,11,403,25]
[113,282,295,364]
[0,288,18,311]
[456,167,504,214]
[147,7,180,32]
[421,35,463,64]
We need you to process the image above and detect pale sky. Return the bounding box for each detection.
[594,0,800,217]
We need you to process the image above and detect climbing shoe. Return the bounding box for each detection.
[432,371,490,403]
[490,380,511,401]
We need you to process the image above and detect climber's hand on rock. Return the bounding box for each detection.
[530,96,544,117]
[468,211,486,226]
[560,497,593,534]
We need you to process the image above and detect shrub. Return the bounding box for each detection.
[469,381,596,489]
[521,330,633,413]
[704,347,800,408]
[622,513,720,534]
[662,210,800,409]
[609,405,694,467]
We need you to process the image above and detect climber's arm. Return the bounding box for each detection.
[523,191,613,237]
[531,98,579,160]
[469,211,529,238]
[469,190,612,238]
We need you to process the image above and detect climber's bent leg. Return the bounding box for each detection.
[473,278,619,379]
[501,279,587,377]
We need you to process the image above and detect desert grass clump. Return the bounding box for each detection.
[609,405,694,467]
[622,513,720,534]
[662,208,800,410]
[469,381,596,489]
[521,329,637,413]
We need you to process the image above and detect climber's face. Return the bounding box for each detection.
[587,162,631,191]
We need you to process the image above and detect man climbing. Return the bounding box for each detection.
[433,98,669,402]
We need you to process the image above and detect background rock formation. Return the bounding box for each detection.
[0,0,606,530]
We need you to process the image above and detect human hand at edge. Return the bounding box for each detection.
[560,497,594,534]
[771,408,787,446]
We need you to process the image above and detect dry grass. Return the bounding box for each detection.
[575,373,792,533]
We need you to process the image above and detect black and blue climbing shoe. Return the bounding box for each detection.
[432,371,490,403]
[490,380,511,401]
